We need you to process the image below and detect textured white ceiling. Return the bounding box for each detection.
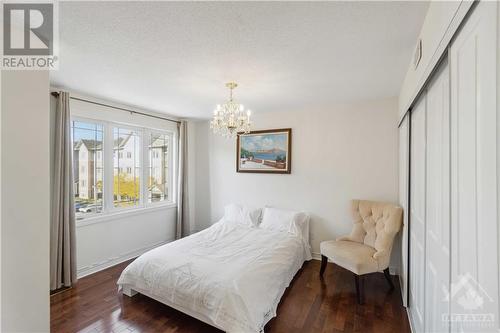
[50,1,428,119]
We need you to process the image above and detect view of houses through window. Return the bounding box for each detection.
[148,133,169,203]
[113,127,141,208]
[71,119,172,219]
[72,121,104,217]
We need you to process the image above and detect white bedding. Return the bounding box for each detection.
[117,219,312,332]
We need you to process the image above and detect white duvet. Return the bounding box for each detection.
[117,220,312,332]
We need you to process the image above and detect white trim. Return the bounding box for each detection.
[399,274,408,308]
[71,115,176,225]
[77,239,173,278]
[76,203,176,227]
[103,117,113,215]
[311,251,322,261]
[142,129,149,207]
[406,307,415,333]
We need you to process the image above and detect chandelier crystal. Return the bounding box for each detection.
[210,82,252,138]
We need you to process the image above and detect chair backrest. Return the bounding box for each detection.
[348,199,403,254]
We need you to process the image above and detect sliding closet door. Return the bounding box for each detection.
[409,97,426,333]
[424,60,450,333]
[399,114,409,308]
[450,1,499,331]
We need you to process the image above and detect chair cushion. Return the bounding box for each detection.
[350,200,403,252]
[339,200,402,270]
[320,240,379,275]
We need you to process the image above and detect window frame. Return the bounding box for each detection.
[110,123,144,212]
[71,117,106,220]
[144,129,175,207]
[71,116,176,223]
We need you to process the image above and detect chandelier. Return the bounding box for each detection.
[210,82,252,137]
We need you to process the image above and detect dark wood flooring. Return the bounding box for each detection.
[51,259,410,333]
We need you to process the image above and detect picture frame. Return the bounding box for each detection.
[236,128,292,174]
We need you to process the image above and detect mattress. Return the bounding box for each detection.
[117,220,311,332]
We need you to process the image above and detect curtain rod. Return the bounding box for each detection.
[51,92,181,124]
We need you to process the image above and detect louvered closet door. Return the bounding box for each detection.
[450,1,499,331]
[409,96,426,333]
[424,59,450,333]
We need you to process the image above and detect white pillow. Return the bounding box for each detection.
[224,203,262,227]
[260,207,309,238]
[261,207,312,261]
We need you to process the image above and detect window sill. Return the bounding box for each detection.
[76,203,177,228]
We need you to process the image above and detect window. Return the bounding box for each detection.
[148,133,170,203]
[71,120,104,218]
[71,118,174,220]
[113,127,141,208]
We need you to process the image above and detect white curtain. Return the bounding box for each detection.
[50,92,77,290]
[176,120,189,239]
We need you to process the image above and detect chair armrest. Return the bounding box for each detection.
[373,250,388,260]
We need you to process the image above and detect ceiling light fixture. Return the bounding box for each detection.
[210,82,252,138]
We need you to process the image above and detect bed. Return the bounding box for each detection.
[117,205,312,333]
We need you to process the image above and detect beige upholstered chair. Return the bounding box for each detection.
[320,200,403,304]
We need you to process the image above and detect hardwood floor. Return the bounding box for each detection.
[51,260,410,333]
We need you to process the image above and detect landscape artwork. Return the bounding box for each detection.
[237,128,291,174]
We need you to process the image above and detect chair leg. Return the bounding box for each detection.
[383,268,395,290]
[319,255,328,277]
[354,274,364,304]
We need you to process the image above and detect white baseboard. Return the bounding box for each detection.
[406,307,414,333]
[399,274,408,307]
[77,239,173,278]
[312,251,322,261]
[311,251,399,276]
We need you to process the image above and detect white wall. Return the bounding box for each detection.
[2,70,50,332]
[193,98,400,267]
[50,92,179,278]
[398,1,473,120]
[76,207,176,277]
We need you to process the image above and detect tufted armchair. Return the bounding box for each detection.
[320,200,403,304]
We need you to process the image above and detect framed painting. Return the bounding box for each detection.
[236,128,292,174]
